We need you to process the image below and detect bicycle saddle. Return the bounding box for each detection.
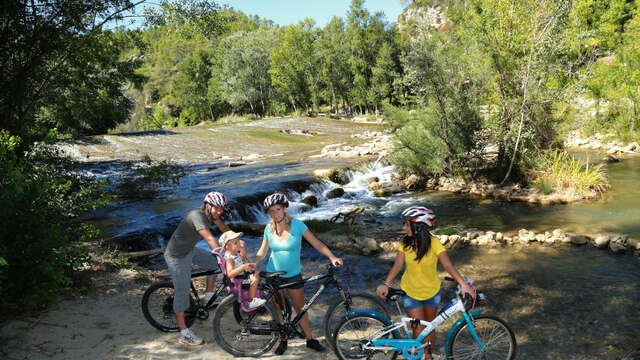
[386,287,407,301]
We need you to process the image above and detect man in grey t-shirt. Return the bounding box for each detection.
[165,191,233,345]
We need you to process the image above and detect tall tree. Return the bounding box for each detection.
[219,30,278,116]
[0,0,144,141]
[269,19,318,113]
[316,17,353,113]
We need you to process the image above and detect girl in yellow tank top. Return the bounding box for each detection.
[376,206,474,360]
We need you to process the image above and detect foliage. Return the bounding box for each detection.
[384,27,484,177]
[0,0,144,143]
[0,130,107,310]
[270,20,320,113]
[219,30,279,116]
[531,150,610,196]
[113,155,187,199]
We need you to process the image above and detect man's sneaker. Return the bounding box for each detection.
[179,330,203,345]
[247,297,266,309]
[306,338,325,352]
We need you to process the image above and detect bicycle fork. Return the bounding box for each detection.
[461,311,487,352]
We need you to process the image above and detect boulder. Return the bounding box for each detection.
[626,238,640,252]
[361,238,380,255]
[374,189,391,197]
[301,195,318,208]
[326,187,345,199]
[495,232,504,242]
[593,234,611,248]
[438,235,449,245]
[569,234,589,245]
[552,229,565,238]
[368,182,382,190]
[609,241,627,254]
[604,155,620,163]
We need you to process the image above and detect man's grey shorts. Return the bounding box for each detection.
[164,246,219,313]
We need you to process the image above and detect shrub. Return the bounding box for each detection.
[0,130,107,311]
[532,151,610,196]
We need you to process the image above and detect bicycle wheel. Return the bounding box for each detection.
[324,292,389,349]
[212,294,279,357]
[141,281,196,332]
[447,314,517,360]
[332,313,398,360]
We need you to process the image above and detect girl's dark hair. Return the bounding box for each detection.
[401,221,433,263]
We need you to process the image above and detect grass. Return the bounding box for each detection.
[531,150,610,196]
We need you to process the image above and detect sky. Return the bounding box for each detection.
[216,0,406,27]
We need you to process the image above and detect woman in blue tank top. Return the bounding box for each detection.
[255,192,343,355]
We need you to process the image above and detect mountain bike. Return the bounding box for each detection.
[211,263,389,357]
[141,266,226,332]
[332,277,517,360]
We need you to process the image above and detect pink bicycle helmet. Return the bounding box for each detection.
[401,206,437,228]
[263,192,289,210]
[204,191,227,208]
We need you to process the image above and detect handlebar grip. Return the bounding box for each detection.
[444,276,454,282]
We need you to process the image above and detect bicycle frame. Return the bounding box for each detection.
[272,269,345,329]
[346,298,486,360]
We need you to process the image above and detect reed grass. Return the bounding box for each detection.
[532,151,610,196]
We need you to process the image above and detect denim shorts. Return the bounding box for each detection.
[402,289,442,310]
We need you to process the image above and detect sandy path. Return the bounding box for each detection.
[0,269,334,360]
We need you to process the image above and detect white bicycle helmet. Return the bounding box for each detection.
[263,192,289,210]
[204,191,227,208]
[401,206,437,228]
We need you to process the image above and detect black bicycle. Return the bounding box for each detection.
[212,264,389,357]
[141,267,227,332]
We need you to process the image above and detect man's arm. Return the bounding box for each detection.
[198,228,219,250]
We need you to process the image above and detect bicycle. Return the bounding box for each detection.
[211,263,390,357]
[141,265,227,332]
[332,277,517,360]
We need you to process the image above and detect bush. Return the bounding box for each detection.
[0,130,107,311]
[531,151,610,196]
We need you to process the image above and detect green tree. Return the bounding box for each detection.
[0,130,107,310]
[316,17,353,113]
[346,0,390,113]
[170,49,216,123]
[0,0,143,142]
[370,42,399,111]
[219,30,278,116]
[385,28,484,176]
[269,20,319,113]
[448,0,569,182]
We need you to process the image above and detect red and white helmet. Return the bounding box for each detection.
[204,191,227,208]
[401,206,436,228]
[263,192,289,210]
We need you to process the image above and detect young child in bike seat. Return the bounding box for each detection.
[219,230,266,309]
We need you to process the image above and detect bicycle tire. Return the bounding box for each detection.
[332,313,398,360]
[324,292,389,350]
[212,294,279,357]
[447,314,517,360]
[141,281,196,332]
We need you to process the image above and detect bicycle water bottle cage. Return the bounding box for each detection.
[372,339,423,360]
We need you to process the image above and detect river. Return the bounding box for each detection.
[61,117,639,358]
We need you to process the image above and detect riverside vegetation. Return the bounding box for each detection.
[2,0,640,312]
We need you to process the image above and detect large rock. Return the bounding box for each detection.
[626,238,640,252]
[609,241,627,254]
[326,187,345,199]
[301,195,318,208]
[569,234,589,245]
[593,234,611,248]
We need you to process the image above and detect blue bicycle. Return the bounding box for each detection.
[331,277,516,360]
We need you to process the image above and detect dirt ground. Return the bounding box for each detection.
[1,245,639,360]
[0,269,337,360]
